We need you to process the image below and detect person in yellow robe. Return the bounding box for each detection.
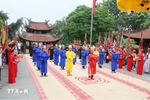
[66,45,76,76]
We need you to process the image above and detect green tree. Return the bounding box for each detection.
[62,5,115,44]
[50,18,66,38]
[0,10,9,22]
[0,19,3,31]
[8,18,23,40]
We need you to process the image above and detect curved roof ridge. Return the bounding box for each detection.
[19,33,61,42]
[123,27,150,39]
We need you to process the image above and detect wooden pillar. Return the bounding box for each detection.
[23,40,26,54]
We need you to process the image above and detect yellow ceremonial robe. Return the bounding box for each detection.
[66,51,76,71]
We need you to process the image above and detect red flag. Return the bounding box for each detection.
[92,0,97,16]
[139,31,143,49]
[84,33,87,44]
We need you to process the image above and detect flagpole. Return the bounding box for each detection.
[90,14,94,45]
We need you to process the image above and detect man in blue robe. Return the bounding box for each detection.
[98,46,106,68]
[36,45,43,71]
[111,48,120,73]
[53,45,59,65]
[33,43,38,66]
[40,45,50,77]
[72,45,77,65]
[59,45,66,70]
[81,46,88,69]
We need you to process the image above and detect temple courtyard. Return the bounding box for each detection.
[0,54,150,100]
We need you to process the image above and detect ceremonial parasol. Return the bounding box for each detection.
[117,0,150,12]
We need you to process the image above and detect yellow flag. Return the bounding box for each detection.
[2,31,6,45]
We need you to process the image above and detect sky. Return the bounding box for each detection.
[0,0,103,24]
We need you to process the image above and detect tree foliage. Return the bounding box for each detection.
[0,19,3,30]
[60,5,115,44]
[50,18,66,38]
[0,11,9,22]
[8,18,23,40]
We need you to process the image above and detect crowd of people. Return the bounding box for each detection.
[0,40,22,88]
[0,40,149,88]
[31,42,150,80]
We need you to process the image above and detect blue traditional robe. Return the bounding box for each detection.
[33,47,37,62]
[98,50,106,65]
[36,48,42,70]
[53,48,59,65]
[111,52,120,71]
[59,49,66,68]
[81,50,88,66]
[40,51,50,74]
[87,49,90,55]
[72,48,77,63]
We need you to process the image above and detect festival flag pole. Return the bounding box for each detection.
[120,32,124,47]
[84,33,87,45]
[127,31,130,49]
[98,32,101,46]
[104,32,107,46]
[90,0,97,45]
[116,32,120,47]
[139,31,143,50]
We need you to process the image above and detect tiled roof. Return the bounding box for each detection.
[123,27,150,39]
[19,33,61,42]
[26,22,54,31]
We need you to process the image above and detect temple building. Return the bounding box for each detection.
[19,19,61,53]
[123,27,150,53]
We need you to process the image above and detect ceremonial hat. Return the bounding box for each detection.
[90,46,95,50]
[62,45,65,47]
[35,42,38,45]
[42,45,46,49]
[68,45,72,48]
